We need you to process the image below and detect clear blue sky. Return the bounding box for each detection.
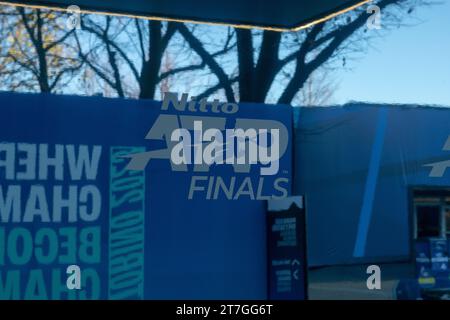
[334,1,450,106]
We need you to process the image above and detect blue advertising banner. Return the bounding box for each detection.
[414,239,432,281]
[0,92,292,299]
[415,238,450,287]
[430,238,449,277]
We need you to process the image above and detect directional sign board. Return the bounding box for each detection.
[2,0,368,31]
[267,196,308,300]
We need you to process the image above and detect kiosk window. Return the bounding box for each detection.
[416,206,441,238]
[446,207,450,237]
[413,189,450,240]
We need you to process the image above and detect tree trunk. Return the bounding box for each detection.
[139,21,163,99]
[36,10,50,93]
[236,29,254,102]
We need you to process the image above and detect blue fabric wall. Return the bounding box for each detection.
[294,104,450,266]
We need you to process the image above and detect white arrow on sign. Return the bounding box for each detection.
[293,269,299,280]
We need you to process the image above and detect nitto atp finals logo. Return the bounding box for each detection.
[125,92,290,200]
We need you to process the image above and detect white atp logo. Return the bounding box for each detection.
[66,265,82,290]
[366,265,381,290]
[66,5,81,30]
[424,135,450,177]
[366,4,382,30]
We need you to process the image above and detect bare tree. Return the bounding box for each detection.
[296,68,339,106]
[0,0,433,104]
[74,14,238,100]
[174,0,431,104]
[0,5,82,93]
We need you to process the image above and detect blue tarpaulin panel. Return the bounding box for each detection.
[294,104,450,266]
